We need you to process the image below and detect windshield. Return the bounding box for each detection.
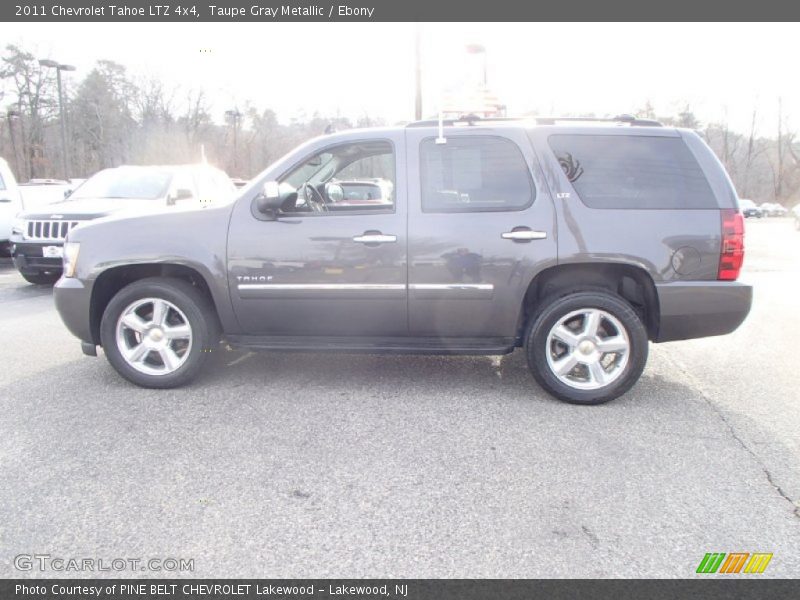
[69,168,172,200]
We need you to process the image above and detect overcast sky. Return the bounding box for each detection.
[4,22,799,135]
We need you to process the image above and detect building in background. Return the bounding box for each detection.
[440,44,506,119]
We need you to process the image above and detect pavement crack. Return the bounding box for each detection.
[581,525,599,548]
[665,353,800,521]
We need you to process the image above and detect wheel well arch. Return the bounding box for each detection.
[89,263,219,344]
[520,262,660,340]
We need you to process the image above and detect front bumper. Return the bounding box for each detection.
[12,242,64,275]
[54,276,94,344]
[655,281,752,342]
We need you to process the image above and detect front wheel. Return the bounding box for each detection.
[99,277,220,388]
[526,291,648,405]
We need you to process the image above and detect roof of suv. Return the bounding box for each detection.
[319,115,683,142]
[405,114,663,128]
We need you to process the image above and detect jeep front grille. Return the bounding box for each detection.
[24,220,80,241]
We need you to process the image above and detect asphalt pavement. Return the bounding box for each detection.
[0,218,798,578]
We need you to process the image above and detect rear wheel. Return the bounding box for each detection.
[100,277,219,388]
[526,291,648,404]
[21,271,61,285]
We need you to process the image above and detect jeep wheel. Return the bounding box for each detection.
[100,277,219,388]
[21,271,61,285]
[526,291,648,405]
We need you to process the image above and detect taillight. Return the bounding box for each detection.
[718,208,745,280]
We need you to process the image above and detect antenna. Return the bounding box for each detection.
[436,110,446,144]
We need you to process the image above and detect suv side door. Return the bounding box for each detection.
[405,127,557,342]
[227,130,407,337]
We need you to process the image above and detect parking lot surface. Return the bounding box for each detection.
[1,218,798,578]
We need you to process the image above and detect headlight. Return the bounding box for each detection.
[63,242,80,278]
[11,217,25,236]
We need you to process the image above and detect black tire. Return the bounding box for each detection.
[99,277,220,388]
[21,271,61,285]
[525,291,648,405]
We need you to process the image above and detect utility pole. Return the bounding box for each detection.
[5,109,21,178]
[39,59,76,180]
[414,25,423,120]
[225,109,242,174]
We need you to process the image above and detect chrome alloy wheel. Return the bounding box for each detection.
[115,297,193,376]
[545,308,630,390]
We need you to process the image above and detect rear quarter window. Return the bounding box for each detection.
[548,134,717,209]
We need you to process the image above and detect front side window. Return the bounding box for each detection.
[420,136,534,213]
[170,172,196,199]
[194,169,236,205]
[548,134,717,209]
[278,140,395,215]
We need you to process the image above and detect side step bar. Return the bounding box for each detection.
[225,335,516,356]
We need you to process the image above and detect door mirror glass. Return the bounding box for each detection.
[263,180,281,200]
[256,181,287,215]
[325,182,344,203]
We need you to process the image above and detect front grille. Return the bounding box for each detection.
[24,220,80,241]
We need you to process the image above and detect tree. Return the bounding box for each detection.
[0,44,59,178]
[70,60,138,174]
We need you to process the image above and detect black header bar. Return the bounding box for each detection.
[3,0,800,22]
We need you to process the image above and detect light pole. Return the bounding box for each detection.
[39,59,76,181]
[225,108,242,173]
[414,25,423,120]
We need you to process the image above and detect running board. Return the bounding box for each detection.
[225,335,516,355]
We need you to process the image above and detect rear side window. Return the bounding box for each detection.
[0,172,6,191]
[548,135,716,209]
[420,136,534,212]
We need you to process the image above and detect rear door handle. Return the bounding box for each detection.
[501,228,547,242]
[353,232,397,244]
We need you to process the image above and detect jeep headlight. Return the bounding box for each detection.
[63,242,80,278]
[11,217,25,236]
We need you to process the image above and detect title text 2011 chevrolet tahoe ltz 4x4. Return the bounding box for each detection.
[54,116,752,404]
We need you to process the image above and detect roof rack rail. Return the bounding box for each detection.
[535,114,662,127]
[406,114,662,128]
[406,115,525,128]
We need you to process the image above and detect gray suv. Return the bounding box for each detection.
[53,116,752,404]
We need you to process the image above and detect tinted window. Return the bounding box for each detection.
[420,136,534,212]
[0,172,5,191]
[548,135,716,209]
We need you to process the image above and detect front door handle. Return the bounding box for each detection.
[353,232,397,244]
[501,227,547,242]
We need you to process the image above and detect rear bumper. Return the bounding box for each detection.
[655,281,752,342]
[54,276,94,344]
